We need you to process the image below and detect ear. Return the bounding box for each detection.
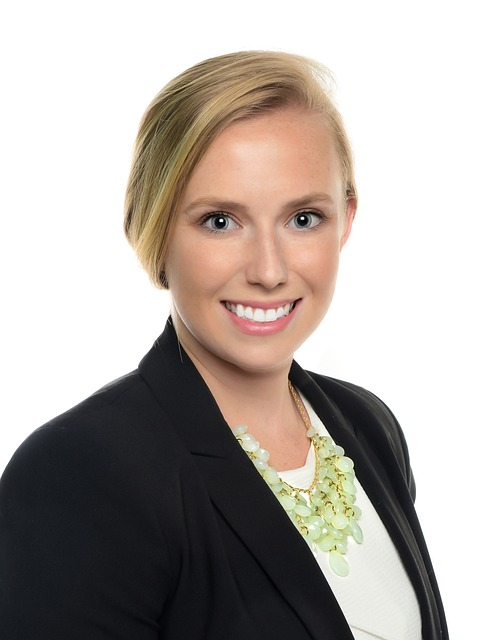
[339,196,356,250]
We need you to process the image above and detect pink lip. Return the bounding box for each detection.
[223,299,300,336]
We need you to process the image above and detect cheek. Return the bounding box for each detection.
[297,239,340,284]
[166,240,238,297]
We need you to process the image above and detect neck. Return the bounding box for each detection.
[189,347,294,432]
[175,331,310,470]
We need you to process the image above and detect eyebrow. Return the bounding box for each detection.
[182,192,336,215]
[286,193,336,209]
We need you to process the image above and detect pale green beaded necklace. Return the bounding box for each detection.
[232,381,363,577]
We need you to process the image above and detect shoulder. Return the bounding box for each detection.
[309,372,402,435]
[307,371,415,497]
[0,368,186,507]
[6,370,150,460]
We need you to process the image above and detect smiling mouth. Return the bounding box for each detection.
[224,301,296,323]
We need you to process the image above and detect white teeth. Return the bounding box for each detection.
[225,301,296,323]
[254,308,266,322]
[265,308,277,322]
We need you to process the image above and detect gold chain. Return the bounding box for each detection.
[285,381,320,495]
[288,380,311,430]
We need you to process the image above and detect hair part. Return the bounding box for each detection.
[124,50,358,289]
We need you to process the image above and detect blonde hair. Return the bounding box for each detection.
[124,50,357,289]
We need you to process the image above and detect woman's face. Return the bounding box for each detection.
[165,107,354,376]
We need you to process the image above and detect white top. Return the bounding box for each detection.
[278,396,422,640]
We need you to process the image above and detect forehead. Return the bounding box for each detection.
[221,107,337,152]
[184,108,343,195]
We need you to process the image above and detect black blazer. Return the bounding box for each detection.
[0,320,448,639]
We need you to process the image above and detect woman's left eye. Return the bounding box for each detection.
[287,211,324,230]
[201,213,238,232]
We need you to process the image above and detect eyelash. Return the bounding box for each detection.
[199,209,326,233]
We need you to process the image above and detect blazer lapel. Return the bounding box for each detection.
[289,362,443,639]
[138,321,355,640]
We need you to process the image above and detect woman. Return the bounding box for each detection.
[0,51,448,639]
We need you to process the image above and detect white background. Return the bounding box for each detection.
[1,1,501,636]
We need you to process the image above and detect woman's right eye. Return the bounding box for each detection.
[200,213,238,232]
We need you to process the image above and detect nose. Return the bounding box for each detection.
[245,229,288,289]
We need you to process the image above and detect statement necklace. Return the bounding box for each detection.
[232,381,363,577]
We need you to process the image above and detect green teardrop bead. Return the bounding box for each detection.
[278,494,296,511]
[318,535,336,552]
[336,456,354,472]
[342,479,357,495]
[264,467,280,485]
[306,523,321,540]
[294,504,312,517]
[350,519,363,543]
[329,550,349,577]
[332,513,349,530]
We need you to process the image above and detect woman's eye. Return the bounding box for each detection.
[201,213,238,232]
[288,211,323,229]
